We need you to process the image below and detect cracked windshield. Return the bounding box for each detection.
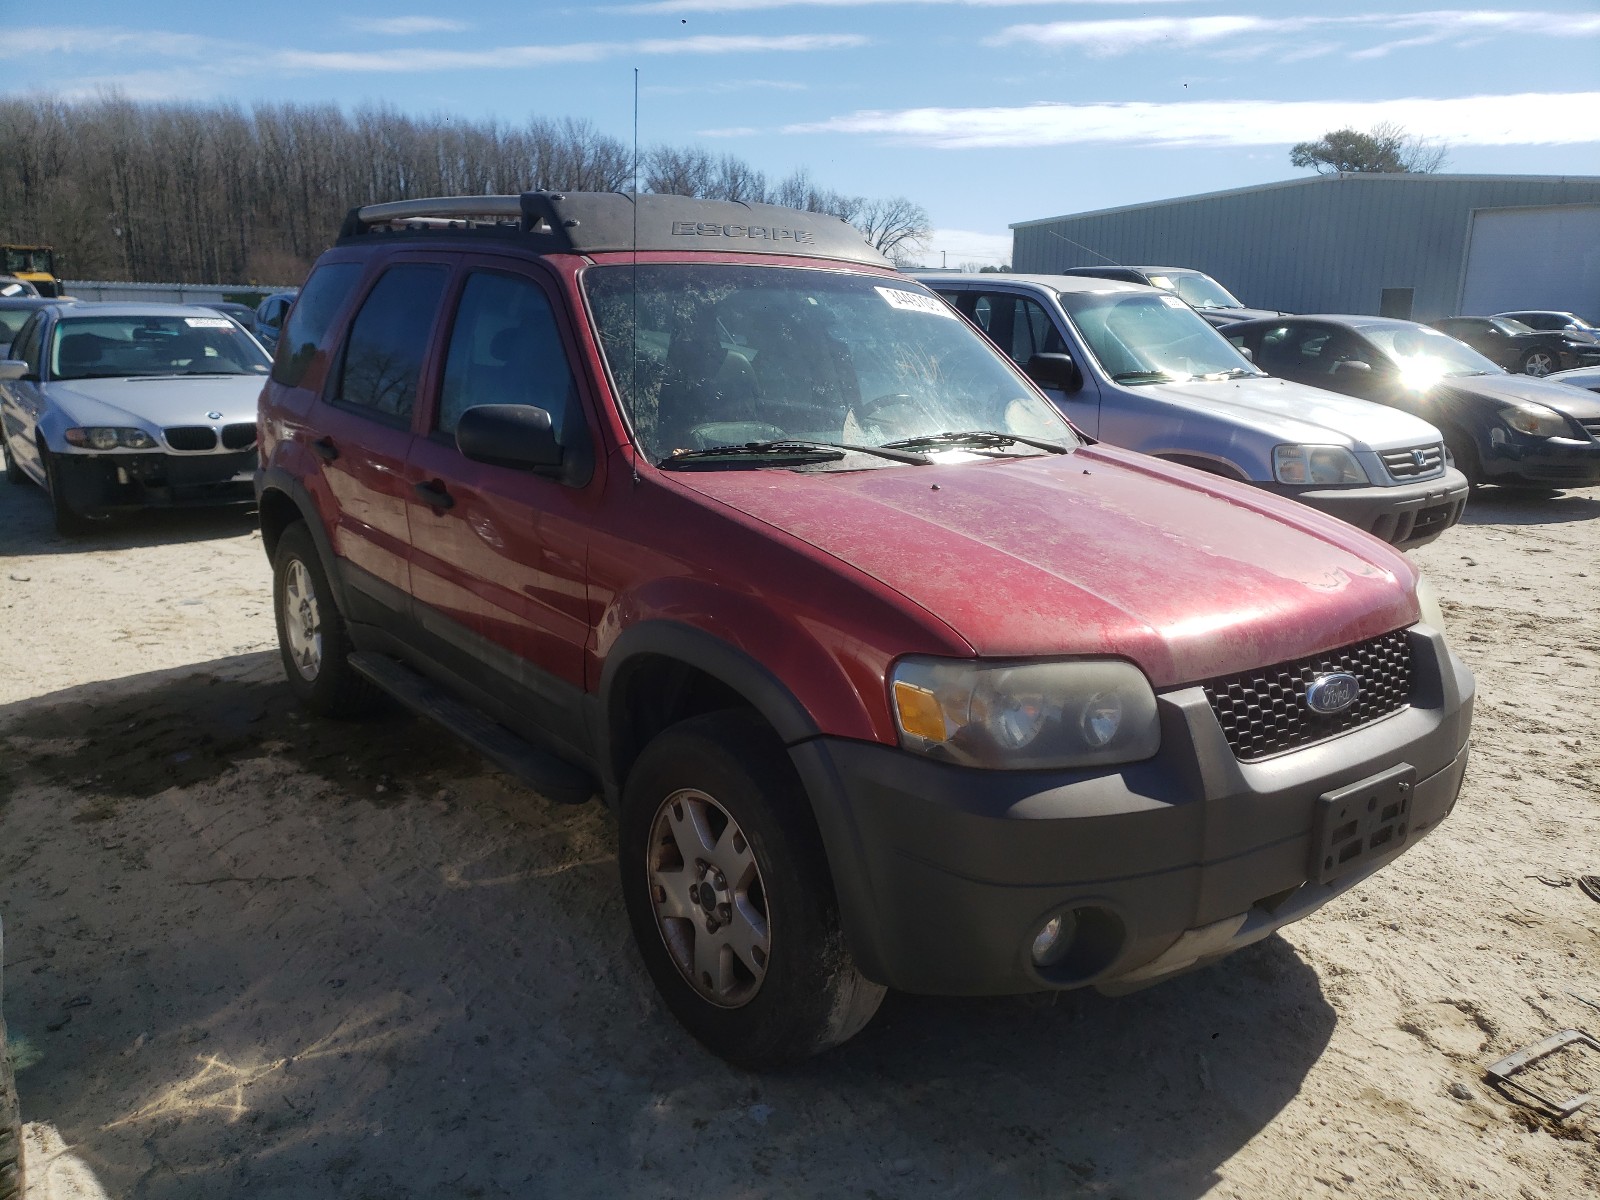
[585,264,1074,467]
[1060,289,1261,384]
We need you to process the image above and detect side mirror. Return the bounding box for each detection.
[1025,352,1083,395]
[1332,359,1373,375]
[456,404,563,474]
[0,360,27,381]
[1237,346,1255,363]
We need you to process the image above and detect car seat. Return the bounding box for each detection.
[56,332,103,377]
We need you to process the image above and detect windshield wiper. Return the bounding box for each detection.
[1199,367,1262,380]
[659,439,930,470]
[881,430,1068,455]
[1111,370,1175,384]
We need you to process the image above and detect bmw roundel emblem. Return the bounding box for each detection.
[1305,672,1360,715]
[206,410,223,420]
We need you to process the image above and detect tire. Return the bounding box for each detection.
[1520,348,1557,377]
[0,1014,23,1200]
[619,710,885,1068]
[1443,429,1483,492]
[40,443,92,536]
[1,437,22,486]
[271,521,377,717]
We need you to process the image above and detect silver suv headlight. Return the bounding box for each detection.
[1273,444,1368,485]
[890,657,1161,769]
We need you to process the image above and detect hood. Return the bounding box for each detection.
[1198,305,1283,327]
[43,374,265,428]
[1132,375,1442,450]
[1548,365,1600,391]
[1436,371,1600,421]
[671,447,1417,687]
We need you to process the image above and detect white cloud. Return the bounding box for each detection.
[697,126,761,136]
[787,92,1600,149]
[0,26,217,59]
[614,0,1194,11]
[343,17,471,35]
[276,33,868,72]
[987,11,1600,58]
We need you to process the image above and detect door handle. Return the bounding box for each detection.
[413,479,455,510]
[311,436,338,462]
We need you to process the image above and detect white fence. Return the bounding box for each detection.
[61,280,286,304]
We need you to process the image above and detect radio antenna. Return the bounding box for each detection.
[631,66,641,486]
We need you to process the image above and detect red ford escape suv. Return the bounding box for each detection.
[257,193,1474,1067]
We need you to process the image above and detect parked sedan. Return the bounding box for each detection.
[917,274,1469,549]
[1055,265,1284,328]
[0,296,65,358]
[1432,315,1600,377]
[1227,316,1600,491]
[253,289,298,351]
[1495,310,1600,343]
[1546,364,1600,396]
[1,303,270,534]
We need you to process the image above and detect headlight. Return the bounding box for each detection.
[889,657,1161,769]
[63,426,157,450]
[1273,444,1369,485]
[1413,573,1448,640]
[1498,403,1568,437]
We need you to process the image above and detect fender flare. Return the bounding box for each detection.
[254,466,349,615]
[595,620,823,796]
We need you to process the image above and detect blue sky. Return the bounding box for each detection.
[5,2,1598,267]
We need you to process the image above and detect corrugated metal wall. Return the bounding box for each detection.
[1011,175,1600,321]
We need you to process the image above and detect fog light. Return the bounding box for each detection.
[1031,911,1077,967]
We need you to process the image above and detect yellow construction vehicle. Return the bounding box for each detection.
[2,245,61,296]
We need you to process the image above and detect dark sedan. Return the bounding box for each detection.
[1055,265,1284,328]
[1432,315,1600,377]
[1227,315,1600,491]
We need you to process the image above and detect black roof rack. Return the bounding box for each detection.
[338,192,891,267]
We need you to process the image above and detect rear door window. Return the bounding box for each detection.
[272,263,362,388]
[332,265,449,420]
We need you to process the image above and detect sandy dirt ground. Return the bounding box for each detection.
[0,474,1597,1200]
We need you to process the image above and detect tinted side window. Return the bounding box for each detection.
[333,265,448,418]
[11,314,43,370]
[437,272,580,442]
[1010,297,1065,363]
[272,264,363,388]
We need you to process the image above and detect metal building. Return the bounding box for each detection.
[1011,174,1600,322]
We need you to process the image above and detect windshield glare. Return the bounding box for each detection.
[1361,324,1501,376]
[1146,271,1242,310]
[583,265,1074,466]
[1059,290,1258,382]
[49,315,269,381]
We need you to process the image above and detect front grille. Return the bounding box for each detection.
[221,422,257,450]
[1202,630,1414,761]
[1580,418,1600,441]
[1379,443,1444,479]
[165,426,218,451]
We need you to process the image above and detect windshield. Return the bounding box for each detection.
[1360,323,1502,378]
[583,264,1074,467]
[48,314,270,381]
[1491,317,1534,335]
[1058,290,1260,383]
[1143,271,1243,310]
[3,248,52,275]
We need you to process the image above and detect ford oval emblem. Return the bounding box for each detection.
[1305,672,1360,715]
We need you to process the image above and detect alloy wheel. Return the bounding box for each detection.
[646,788,770,1007]
[281,559,323,681]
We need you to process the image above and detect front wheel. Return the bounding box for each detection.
[1520,348,1557,377]
[39,444,91,536]
[1443,430,1483,492]
[271,522,376,717]
[1,436,23,486]
[619,711,885,1068]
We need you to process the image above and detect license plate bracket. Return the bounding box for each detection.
[1309,763,1417,886]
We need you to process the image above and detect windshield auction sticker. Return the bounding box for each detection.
[184,317,235,328]
[876,287,956,318]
